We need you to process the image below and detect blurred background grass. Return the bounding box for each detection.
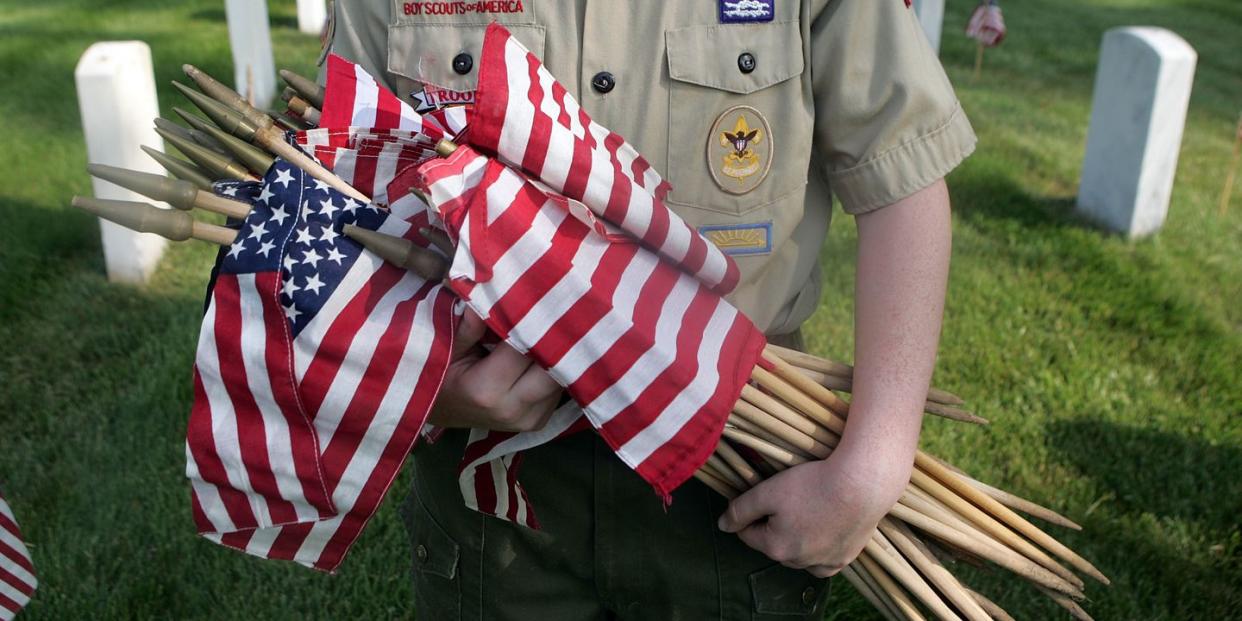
[0,0,1238,619]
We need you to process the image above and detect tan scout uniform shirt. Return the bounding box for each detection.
[325,0,976,334]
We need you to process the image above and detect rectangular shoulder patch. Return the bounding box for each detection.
[699,222,772,256]
[719,0,774,24]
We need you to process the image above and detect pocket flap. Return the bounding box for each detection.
[388,23,546,92]
[666,21,804,95]
[748,562,829,616]
[411,496,460,580]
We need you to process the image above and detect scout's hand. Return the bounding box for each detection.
[429,310,564,432]
[717,437,911,578]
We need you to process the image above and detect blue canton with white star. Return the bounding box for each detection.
[219,160,390,337]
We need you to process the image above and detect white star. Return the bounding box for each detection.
[283,254,297,271]
[281,276,300,297]
[296,227,315,245]
[319,198,339,219]
[319,226,340,245]
[302,248,323,268]
[342,199,360,215]
[326,246,346,265]
[258,186,274,204]
[273,168,295,187]
[248,222,268,241]
[221,186,238,197]
[284,302,302,321]
[313,179,331,192]
[365,201,381,213]
[270,205,290,226]
[257,240,275,257]
[227,240,246,258]
[303,273,326,295]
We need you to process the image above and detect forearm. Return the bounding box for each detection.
[837,179,952,497]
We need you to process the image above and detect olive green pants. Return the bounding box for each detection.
[403,429,831,621]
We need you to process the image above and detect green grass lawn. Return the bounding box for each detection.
[0,0,1239,619]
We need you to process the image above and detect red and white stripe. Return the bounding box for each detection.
[417,149,766,499]
[469,24,741,296]
[456,403,588,528]
[320,55,445,138]
[0,490,36,620]
[188,172,456,572]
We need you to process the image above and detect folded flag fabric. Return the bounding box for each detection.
[966,0,1007,47]
[0,489,36,620]
[470,24,741,296]
[187,158,455,572]
[415,146,767,500]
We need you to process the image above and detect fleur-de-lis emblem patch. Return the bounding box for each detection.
[708,105,773,195]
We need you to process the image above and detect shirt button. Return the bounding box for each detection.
[801,586,817,606]
[416,545,429,562]
[452,52,474,75]
[591,71,616,94]
[738,52,757,74]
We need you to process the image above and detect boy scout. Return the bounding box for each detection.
[325,1,975,618]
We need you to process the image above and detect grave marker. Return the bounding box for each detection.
[224,0,277,109]
[1078,27,1197,237]
[74,41,167,284]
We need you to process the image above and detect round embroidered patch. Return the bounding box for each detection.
[707,105,773,195]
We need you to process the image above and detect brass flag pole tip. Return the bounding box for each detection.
[435,139,459,158]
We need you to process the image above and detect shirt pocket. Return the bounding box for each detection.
[386,22,546,104]
[665,21,810,217]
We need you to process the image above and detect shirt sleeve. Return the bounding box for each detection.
[810,0,977,215]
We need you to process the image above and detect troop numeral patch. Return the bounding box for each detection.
[719,0,774,23]
[402,1,525,16]
[410,85,476,113]
[708,105,773,195]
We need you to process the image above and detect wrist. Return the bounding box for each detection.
[831,431,915,506]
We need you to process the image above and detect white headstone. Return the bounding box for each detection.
[297,0,328,36]
[224,0,277,109]
[74,41,168,284]
[913,0,944,53]
[1078,27,1197,238]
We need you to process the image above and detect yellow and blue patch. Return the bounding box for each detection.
[699,222,772,256]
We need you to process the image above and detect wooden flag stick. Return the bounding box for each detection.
[973,42,985,81]
[858,552,927,621]
[915,453,1109,585]
[910,468,1086,591]
[764,344,965,406]
[841,565,904,621]
[692,469,738,500]
[721,426,808,467]
[704,454,749,491]
[951,471,1082,531]
[888,503,1083,599]
[796,368,987,424]
[714,442,763,487]
[735,395,835,456]
[1036,585,1096,621]
[1219,112,1242,215]
[881,519,993,621]
[726,416,815,461]
[965,589,1016,621]
[867,531,963,621]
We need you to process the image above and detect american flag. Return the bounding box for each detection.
[966,0,1007,47]
[187,157,456,571]
[0,489,36,620]
[471,24,741,296]
[416,146,767,501]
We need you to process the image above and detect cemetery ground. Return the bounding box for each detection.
[0,0,1238,618]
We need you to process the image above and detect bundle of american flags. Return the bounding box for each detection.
[72,22,1108,620]
[0,488,36,621]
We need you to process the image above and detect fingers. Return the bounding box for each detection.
[470,343,535,391]
[512,364,562,406]
[451,309,488,360]
[718,485,774,533]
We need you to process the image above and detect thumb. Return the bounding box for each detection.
[451,308,487,360]
[718,484,775,533]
